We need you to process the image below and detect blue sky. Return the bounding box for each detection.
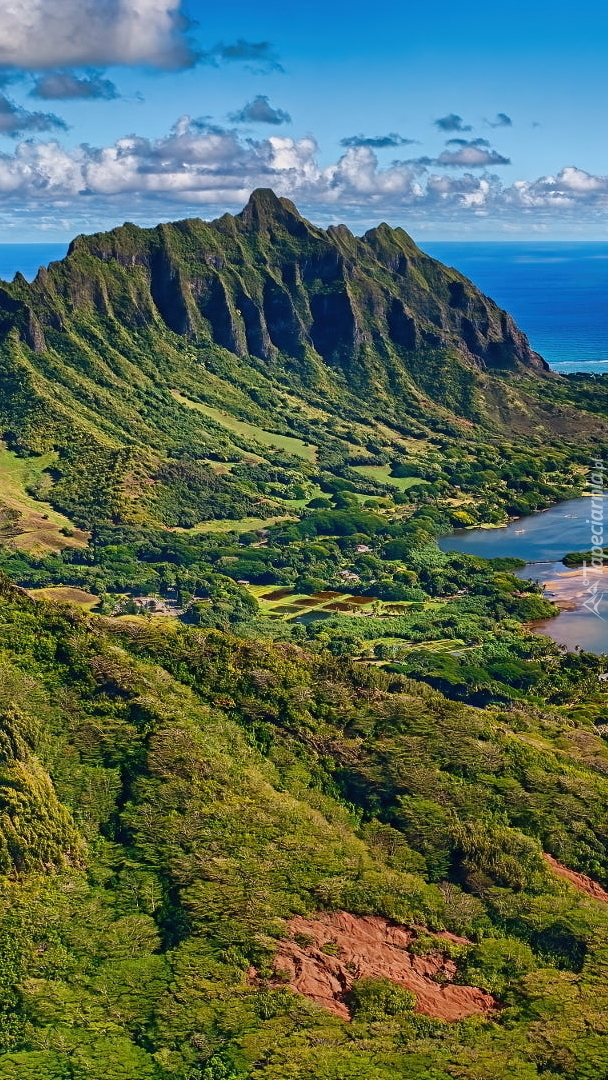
[0,0,606,239]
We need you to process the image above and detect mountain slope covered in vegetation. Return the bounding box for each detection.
[1,196,608,1079]
[1,577,608,1079]
[0,188,604,538]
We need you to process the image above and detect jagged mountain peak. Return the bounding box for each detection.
[0,189,558,490]
[362,221,424,264]
[9,192,546,384]
[236,187,311,237]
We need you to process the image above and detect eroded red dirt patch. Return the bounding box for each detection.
[270,911,497,1021]
[545,854,608,902]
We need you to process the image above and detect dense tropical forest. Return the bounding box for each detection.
[0,191,608,1078]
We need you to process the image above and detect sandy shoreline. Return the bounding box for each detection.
[522,564,608,639]
[521,562,608,650]
[542,565,608,606]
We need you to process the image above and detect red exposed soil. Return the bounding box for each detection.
[269,911,498,1022]
[544,854,608,902]
[312,591,343,600]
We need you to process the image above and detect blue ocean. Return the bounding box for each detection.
[1,240,608,375]
[423,242,608,374]
[0,244,69,286]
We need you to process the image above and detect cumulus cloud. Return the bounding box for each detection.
[0,120,606,234]
[485,112,512,128]
[434,113,472,133]
[31,72,119,100]
[229,96,291,125]
[200,40,283,73]
[340,133,417,148]
[402,139,510,170]
[0,93,67,135]
[0,121,414,207]
[506,166,608,208]
[0,0,194,70]
[437,139,510,167]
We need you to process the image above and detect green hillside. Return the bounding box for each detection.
[1,195,608,1078]
[0,577,607,1080]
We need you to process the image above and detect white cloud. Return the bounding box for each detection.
[437,140,510,167]
[324,146,418,202]
[0,119,607,233]
[0,139,81,193]
[507,167,608,208]
[0,0,193,70]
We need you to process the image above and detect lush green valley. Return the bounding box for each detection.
[1,192,608,1078]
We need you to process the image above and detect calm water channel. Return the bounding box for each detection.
[438,498,608,653]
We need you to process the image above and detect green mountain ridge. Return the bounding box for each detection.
[0,188,603,535]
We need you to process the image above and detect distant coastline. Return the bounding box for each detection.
[423,240,608,371]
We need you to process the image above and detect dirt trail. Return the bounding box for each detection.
[270,911,497,1022]
[544,854,608,902]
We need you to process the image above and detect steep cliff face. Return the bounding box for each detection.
[0,287,46,353]
[0,189,587,529]
[13,188,546,393]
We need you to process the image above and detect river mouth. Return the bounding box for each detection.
[438,498,608,654]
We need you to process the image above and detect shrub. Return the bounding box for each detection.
[349,978,416,1020]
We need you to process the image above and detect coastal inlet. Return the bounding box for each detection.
[439,497,608,653]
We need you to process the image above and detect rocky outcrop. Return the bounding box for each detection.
[268,911,498,1021]
[0,288,46,352]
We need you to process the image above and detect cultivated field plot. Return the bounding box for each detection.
[247,584,407,622]
[247,583,374,619]
[369,636,467,653]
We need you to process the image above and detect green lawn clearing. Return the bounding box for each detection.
[350,464,431,491]
[170,391,317,462]
[0,445,88,554]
